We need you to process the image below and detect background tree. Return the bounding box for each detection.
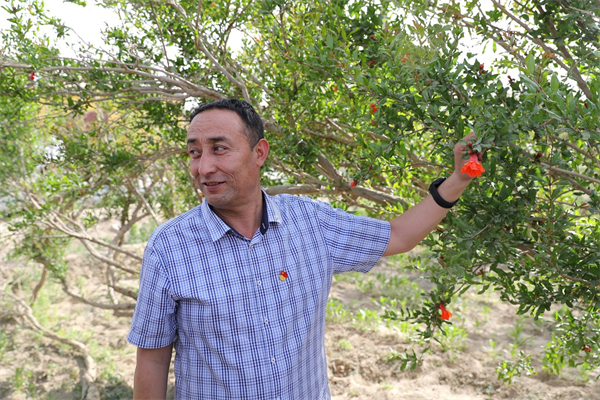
[1,0,598,392]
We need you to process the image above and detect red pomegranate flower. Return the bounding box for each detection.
[370,103,378,114]
[439,303,452,320]
[461,154,485,178]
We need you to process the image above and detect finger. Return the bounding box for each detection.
[456,131,477,152]
[463,131,477,141]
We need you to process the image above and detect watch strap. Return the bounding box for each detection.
[429,177,459,209]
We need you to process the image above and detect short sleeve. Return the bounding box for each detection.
[127,245,178,349]
[315,201,391,274]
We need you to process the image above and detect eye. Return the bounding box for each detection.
[214,145,227,152]
[188,149,201,157]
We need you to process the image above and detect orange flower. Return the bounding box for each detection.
[370,103,378,114]
[461,154,485,177]
[439,303,452,320]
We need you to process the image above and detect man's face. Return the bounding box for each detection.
[186,108,268,212]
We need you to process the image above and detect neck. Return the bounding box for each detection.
[211,192,263,239]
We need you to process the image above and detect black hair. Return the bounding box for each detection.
[189,98,264,148]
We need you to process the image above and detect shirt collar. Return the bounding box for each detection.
[201,190,282,242]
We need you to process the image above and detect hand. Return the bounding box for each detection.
[452,131,477,182]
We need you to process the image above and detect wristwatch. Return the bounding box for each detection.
[429,178,459,209]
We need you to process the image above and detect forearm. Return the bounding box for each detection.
[133,345,173,400]
[383,173,472,256]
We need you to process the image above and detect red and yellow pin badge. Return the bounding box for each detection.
[279,271,288,281]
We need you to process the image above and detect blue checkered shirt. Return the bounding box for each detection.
[128,193,390,399]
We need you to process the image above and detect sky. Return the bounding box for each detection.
[1,0,499,60]
[1,0,120,52]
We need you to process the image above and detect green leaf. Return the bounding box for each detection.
[526,53,535,75]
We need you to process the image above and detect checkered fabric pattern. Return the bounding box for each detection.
[128,193,390,400]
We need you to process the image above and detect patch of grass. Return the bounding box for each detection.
[99,361,133,400]
[353,271,423,309]
[509,316,534,349]
[31,279,69,328]
[437,323,468,352]
[62,368,82,398]
[338,338,353,351]
[6,262,44,295]
[332,265,427,335]
[354,272,422,308]
[487,338,502,361]
[0,330,12,362]
[473,304,492,332]
[63,328,95,345]
[11,365,40,398]
[375,296,420,336]
[326,298,350,323]
[374,273,422,305]
[352,308,381,332]
[353,273,374,293]
[388,319,420,338]
[13,366,27,391]
[332,272,355,283]
[509,316,525,343]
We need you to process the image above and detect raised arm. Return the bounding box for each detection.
[383,133,476,256]
[133,344,173,400]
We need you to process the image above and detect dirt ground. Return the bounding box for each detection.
[0,220,599,400]
[326,283,600,400]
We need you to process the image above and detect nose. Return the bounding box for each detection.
[195,152,217,177]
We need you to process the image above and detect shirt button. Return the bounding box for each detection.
[264,318,268,325]
[271,357,275,364]
[257,280,261,286]
[249,244,255,249]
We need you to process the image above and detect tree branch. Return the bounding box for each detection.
[490,0,592,99]
[263,183,408,207]
[165,0,252,103]
[316,152,344,185]
[541,163,600,185]
[126,177,161,226]
[61,280,136,311]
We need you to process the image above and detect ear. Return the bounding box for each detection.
[254,139,269,167]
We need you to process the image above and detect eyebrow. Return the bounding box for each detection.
[186,136,228,145]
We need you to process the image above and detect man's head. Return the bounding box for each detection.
[186,99,269,214]
[189,98,264,148]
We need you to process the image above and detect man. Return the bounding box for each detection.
[128,98,476,399]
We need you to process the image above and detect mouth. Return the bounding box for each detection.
[202,181,225,188]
